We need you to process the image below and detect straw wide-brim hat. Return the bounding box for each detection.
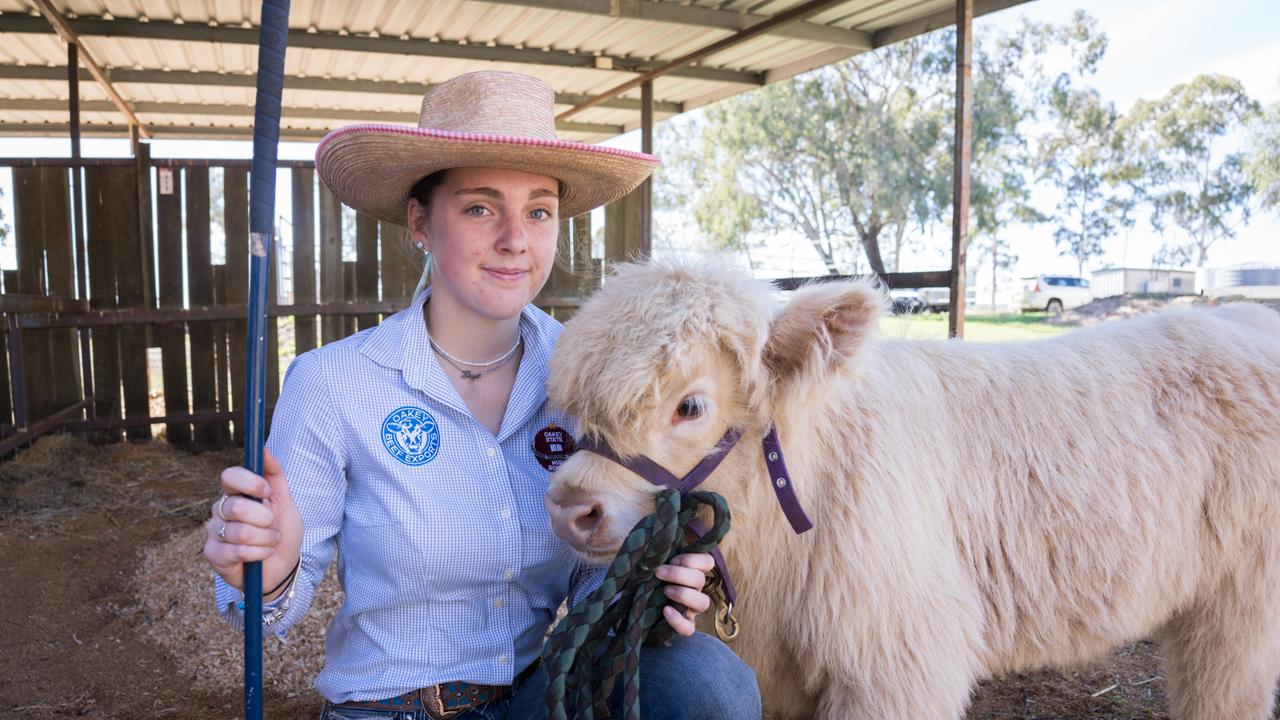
[316,71,660,223]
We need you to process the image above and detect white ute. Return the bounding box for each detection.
[1020,275,1092,314]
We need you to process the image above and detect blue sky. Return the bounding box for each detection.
[1,0,1277,284]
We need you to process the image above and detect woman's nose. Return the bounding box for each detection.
[544,494,604,545]
[495,215,528,253]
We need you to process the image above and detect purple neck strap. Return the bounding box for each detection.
[576,423,814,606]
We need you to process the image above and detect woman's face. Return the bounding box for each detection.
[410,167,560,323]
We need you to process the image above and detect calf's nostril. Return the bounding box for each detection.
[571,503,603,536]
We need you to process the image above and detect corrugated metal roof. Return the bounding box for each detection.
[0,0,1031,142]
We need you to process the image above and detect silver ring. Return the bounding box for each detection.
[216,494,231,522]
[218,523,228,542]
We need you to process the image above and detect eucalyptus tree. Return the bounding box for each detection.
[1245,100,1280,213]
[1036,81,1134,277]
[663,33,954,276]
[1122,74,1260,268]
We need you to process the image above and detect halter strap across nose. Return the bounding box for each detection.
[575,423,814,607]
[576,427,745,493]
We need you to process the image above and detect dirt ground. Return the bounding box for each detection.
[0,435,1277,719]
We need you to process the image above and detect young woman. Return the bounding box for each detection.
[202,71,761,720]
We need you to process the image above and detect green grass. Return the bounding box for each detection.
[878,312,1074,342]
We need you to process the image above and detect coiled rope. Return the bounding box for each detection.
[543,488,731,720]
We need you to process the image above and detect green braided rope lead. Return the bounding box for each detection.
[543,489,731,720]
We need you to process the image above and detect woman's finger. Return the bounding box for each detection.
[656,562,707,590]
[220,522,282,548]
[664,586,711,615]
[662,605,696,636]
[216,494,276,529]
[219,465,272,499]
[667,553,715,572]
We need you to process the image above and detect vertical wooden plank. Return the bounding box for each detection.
[604,190,643,274]
[378,221,406,310]
[291,168,317,354]
[318,185,343,344]
[224,167,248,447]
[186,167,221,448]
[213,264,230,448]
[155,167,190,446]
[342,261,357,337]
[11,168,55,425]
[83,166,123,440]
[90,165,150,441]
[43,166,83,417]
[573,212,594,295]
[355,212,379,330]
[267,234,280,414]
[0,329,10,429]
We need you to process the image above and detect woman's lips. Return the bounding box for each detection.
[483,267,528,282]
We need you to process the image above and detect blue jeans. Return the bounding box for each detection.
[319,632,761,720]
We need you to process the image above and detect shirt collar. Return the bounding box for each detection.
[360,288,558,441]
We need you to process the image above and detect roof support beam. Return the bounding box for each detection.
[872,0,1025,48]
[5,99,624,135]
[465,0,871,49]
[27,0,149,138]
[0,14,762,86]
[0,65,684,115]
[558,0,850,121]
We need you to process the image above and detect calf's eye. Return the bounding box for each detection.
[676,396,705,420]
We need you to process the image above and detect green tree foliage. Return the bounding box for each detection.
[1245,100,1280,212]
[1037,83,1133,276]
[1122,74,1260,268]
[668,34,954,276]
[665,14,1104,278]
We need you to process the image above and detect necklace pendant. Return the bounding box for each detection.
[460,369,482,380]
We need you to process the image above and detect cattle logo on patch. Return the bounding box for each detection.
[381,406,441,466]
[533,423,576,471]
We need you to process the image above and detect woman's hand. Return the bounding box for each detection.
[657,552,716,636]
[202,449,304,600]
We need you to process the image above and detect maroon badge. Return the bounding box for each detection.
[533,423,576,471]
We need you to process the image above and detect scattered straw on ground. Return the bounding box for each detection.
[133,527,343,699]
[0,434,232,535]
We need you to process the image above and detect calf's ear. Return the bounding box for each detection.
[763,281,882,385]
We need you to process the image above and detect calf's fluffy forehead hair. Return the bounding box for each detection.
[548,260,774,443]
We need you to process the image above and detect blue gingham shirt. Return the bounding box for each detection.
[214,290,603,703]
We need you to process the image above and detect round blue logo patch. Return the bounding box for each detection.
[381,406,441,466]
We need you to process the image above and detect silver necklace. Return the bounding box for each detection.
[428,333,522,380]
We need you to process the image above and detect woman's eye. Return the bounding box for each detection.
[465,205,489,216]
[530,208,551,220]
[676,397,705,419]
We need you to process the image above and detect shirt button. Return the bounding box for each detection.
[486,447,497,458]
[503,568,515,580]
[494,598,504,609]
[500,508,512,519]
[498,655,510,665]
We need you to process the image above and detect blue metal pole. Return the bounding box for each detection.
[246,1,291,718]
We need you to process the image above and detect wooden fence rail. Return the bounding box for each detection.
[0,156,622,454]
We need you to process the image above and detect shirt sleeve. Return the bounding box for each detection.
[214,350,348,638]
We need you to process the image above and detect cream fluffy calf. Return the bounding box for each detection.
[543,260,1280,720]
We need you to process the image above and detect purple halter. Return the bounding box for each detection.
[575,423,813,606]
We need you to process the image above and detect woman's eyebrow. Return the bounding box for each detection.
[455,187,503,199]
[453,187,558,201]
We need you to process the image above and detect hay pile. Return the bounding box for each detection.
[0,434,227,535]
[0,434,345,700]
[134,527,343,698]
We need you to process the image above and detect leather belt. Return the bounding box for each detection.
[336,660,539,720]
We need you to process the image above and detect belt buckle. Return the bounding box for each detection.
[420,683,466,720]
